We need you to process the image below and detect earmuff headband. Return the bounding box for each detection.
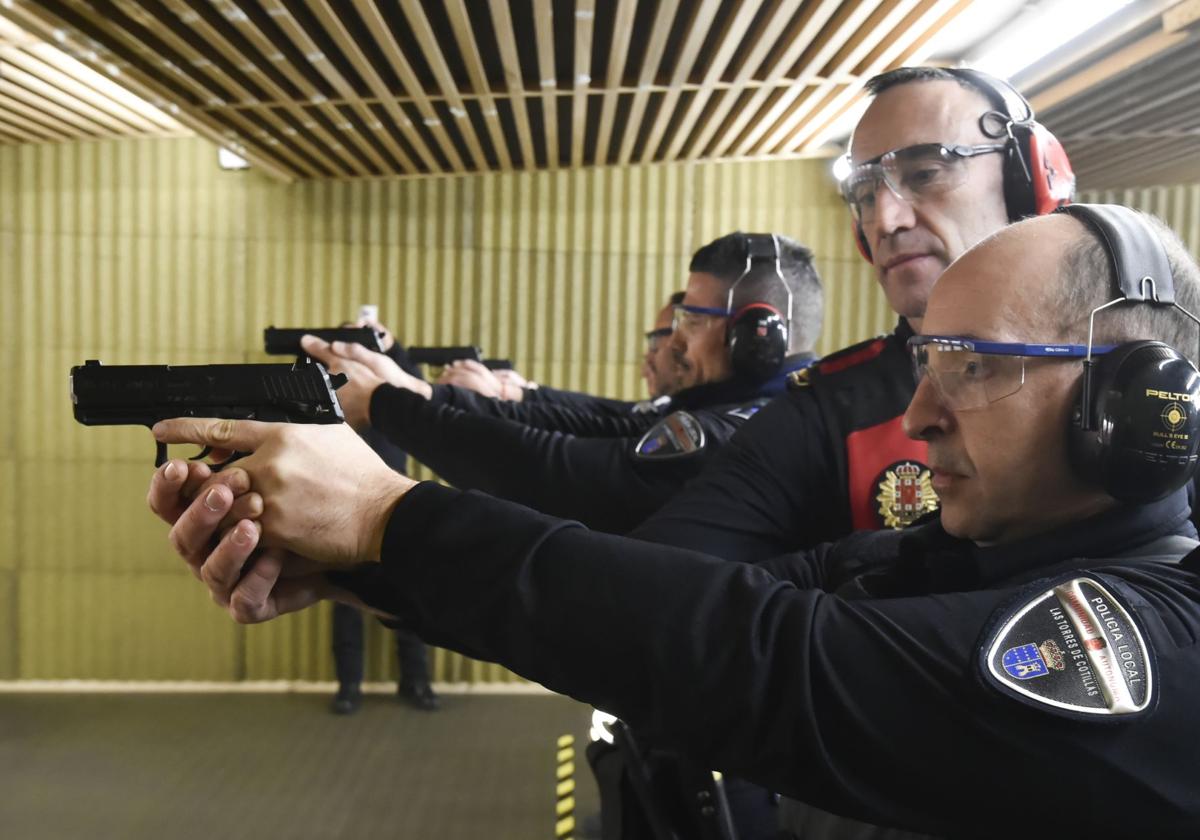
[727,233,793,336]
[1056,204,1200,430]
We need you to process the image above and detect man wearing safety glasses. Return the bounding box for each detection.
[434,291,685,418]
[630,65,1073,557]
[294,232,822,536]
[146,207,1200,837]
[641,291,686,403]
[618,63,1076,838]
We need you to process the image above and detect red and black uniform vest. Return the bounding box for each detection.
[796,319,937,531]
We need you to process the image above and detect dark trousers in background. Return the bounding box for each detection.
[332,601,432,688]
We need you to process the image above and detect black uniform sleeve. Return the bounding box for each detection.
[342,483,1197,835]
[428,384,661,437]
[370,385,709,533]
[522,385,642,417]
[629,389,844,561]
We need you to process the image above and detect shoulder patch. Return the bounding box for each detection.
[979,576,1155,720]
[634,411,705,460]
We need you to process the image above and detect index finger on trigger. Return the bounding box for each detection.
[152,418,270,453]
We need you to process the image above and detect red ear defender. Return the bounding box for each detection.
[1027,123,1076,215]
[853,220,873,263]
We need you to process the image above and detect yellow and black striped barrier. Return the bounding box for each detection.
[555,733,576,839]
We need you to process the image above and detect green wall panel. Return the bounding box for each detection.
[1,134,904,683]
[17,571,241,680]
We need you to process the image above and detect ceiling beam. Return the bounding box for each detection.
[487,0,536,168]
[724,0,888,158]
[445,0,512,170]
[399,0,488,170]
[532,0,559,167]
[616,0,679,165]
[2,1,298,179]
[638,0,721,163]
[570,0,595,168]
[660,0,777,162]
[685,0,844,160]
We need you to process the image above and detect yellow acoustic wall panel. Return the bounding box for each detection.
[0,135,889,683]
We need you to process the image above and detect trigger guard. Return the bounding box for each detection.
[208,451,249,473]
[189,445,214,463]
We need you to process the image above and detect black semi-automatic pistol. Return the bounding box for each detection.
[70,359,347,467]
[263,325,383,357]
[407,346,513,370]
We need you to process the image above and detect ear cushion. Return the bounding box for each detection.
[1027,123,1076,216]
[728,303,788,382]
[1002,122,1076,221]
[1069,341,1200,503]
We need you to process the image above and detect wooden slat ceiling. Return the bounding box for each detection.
[0,0,974,180]
[1024,1,1200,191]
[0,12,184,146]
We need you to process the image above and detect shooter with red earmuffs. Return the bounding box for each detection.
[631,66,1076,560]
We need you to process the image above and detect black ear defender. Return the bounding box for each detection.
[1063,204,1200,503]
[726,234,791,382]
[846,68,1076,263]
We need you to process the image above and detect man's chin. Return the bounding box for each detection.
[939,505,1001,544]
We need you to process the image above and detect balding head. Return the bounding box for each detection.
[906,215,1116,544]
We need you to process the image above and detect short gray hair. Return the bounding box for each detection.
[1053,211,1200,364]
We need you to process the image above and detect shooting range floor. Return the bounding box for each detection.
[0,691,597,839]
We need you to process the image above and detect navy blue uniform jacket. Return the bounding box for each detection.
[335,485,1200,837]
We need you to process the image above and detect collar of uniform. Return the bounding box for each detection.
[672,355,815,410]
[885,489,1195,594]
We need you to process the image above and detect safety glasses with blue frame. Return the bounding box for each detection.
[908,335,1117,411]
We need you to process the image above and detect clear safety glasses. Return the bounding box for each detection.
[840,142,1007,223]
[672,304,730,336]
[908,335,1116,411]
[644,326,673,352]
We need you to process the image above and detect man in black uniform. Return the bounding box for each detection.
[435,290,686,413]
[296,232,823,535]
[148,206,1200,838]
[631,66,1076,561]
[331,322,439,714]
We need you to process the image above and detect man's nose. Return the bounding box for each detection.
[669,329,688,354]
[870,181,917,240]
[902,376,952,441]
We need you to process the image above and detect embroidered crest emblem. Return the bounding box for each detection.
[874,460,938,529]
[1039,639,1066,671]
[980,576,1154,718]
[634,411,705,460]
[1003,644,1050,680]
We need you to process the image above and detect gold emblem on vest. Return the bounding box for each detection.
[875,461,939,529]
[786,368,811,390]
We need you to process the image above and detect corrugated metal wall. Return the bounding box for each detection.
[0,135,890,683]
